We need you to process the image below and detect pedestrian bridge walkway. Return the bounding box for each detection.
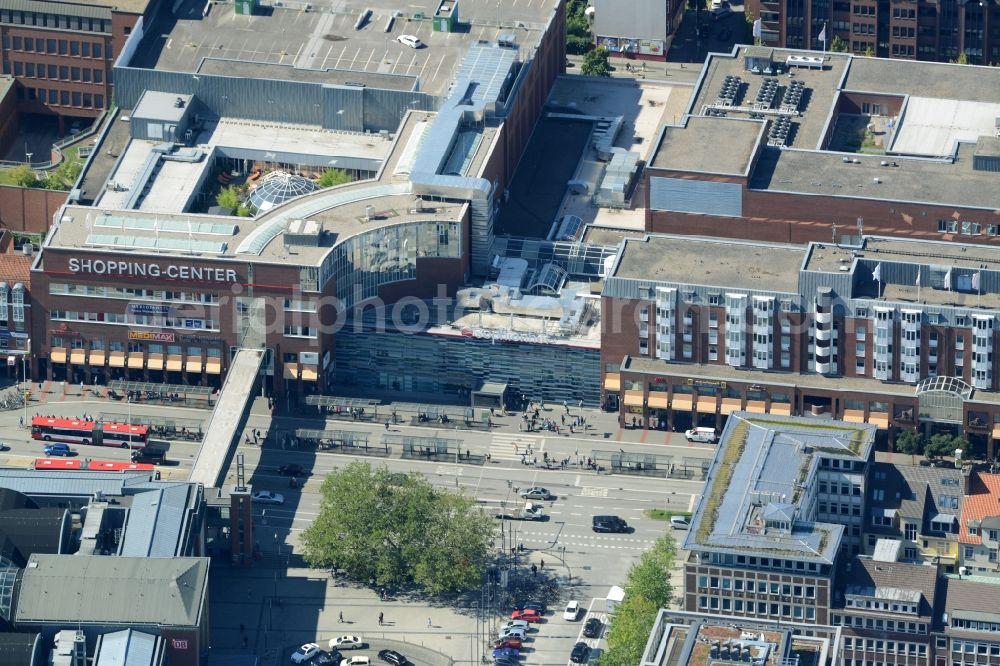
[189,349,265,487]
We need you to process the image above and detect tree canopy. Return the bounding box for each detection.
[301,462,496,595]
[829,35,849,52]
[599,534,676,665]
[582,46,612,77]
[316,168,353,188]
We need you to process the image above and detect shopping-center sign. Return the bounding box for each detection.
[68,258,238,283]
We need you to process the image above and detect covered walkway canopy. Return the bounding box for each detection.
[189,349,264,487]
[472,381,508,409]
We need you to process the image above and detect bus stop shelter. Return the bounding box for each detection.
[108,380,215,407]
[305,395,381,420]
[295,429,389,456]
[592,451,710,479]
[100,412,205,440]
[383,434,476,463]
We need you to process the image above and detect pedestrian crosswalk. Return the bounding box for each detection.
[489,433,545,462]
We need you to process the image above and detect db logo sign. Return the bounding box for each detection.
[171,639,189,650]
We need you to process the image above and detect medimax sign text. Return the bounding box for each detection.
[68,258,237,283]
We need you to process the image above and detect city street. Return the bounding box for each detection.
[0,385,714,664]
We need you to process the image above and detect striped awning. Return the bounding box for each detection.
[720,397,742,415]
[205,359,222,375]
[745,400,767,414]
[770,403,792,416]
[843,409,866,423]
[283,363,299,380]
[127,355,144,369]
[301,365,318,381]
[868,412,889,429]
[51,348,67,363]
[70,349,85,364]
[647,393,669,409]
[186,357,203,374]
[603,373,621,392]
[671,395,693,411]
[89,350,106,366]
[146,354,164,370]
[623,390,644,407]
[166,355,183,371]
[109,351,126,368]
[696,396,716,414]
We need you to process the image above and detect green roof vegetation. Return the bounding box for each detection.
[696,417,749,544]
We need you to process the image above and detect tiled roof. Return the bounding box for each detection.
[0,252,30,286]
[837,558,940,622]
[958,472,1000,545]
[943,576,1000,634]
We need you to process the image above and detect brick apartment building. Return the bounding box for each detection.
[601,233,1000,457]
[644,48,1000,249]
[682,413,877,623]
[0,0,156,129]
[745,0,999,63]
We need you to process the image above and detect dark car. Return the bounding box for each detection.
[378,649,406,665]
[583,617,603,638]
[592,515,628,533]
[571,642,590,663]
[278,463,304,476]
[523,601,546,615]
[43,443,73,457]
[315,651,341,665]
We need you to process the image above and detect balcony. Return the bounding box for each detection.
[815,327,833,342]
[815,310,833,325]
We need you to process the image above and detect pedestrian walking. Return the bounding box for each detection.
[378,611,384,626]
[339,611,344,623]
[427,617,433,629]
[540,559,545,569]
[18,416,23,428]
[578,399,583,409]
[563,400,569,414]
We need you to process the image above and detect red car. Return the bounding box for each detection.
[494,638,523,650]
[511,609,541,622]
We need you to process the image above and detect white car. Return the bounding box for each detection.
[670,516,691,530]
[397,34,423,48]
[498,626,527,640]
[329,636,363,650]
[253,490,285,505]
[563,600,581,620]
[291,643,321,663]
[340,658,370,666]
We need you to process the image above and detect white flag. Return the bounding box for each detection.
[872,263,882,282]
[972,271,981,293]
[818,24,827,44]
[915,268,920,287]
[753,18,762,39]
[944,268,952,291]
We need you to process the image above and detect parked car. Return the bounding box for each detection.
[397,34,423,48]
[278,463,304,476]
[670,516,691,530]
[563,600,581,620]
[520,487,552,500]
[315,652,341,665]
[685,427,717,443]
[291,643,321,663]
[499,619,529,632]
[511,608,541,622]
[329,636,363,650]
[498,627,527,640]
[377,649,406,665]
[252,490,285,505]
[523,601,546,614]
[570,642,590,663]
[493,647,520,659]
[583,617,603,638]
[494,637,523,650]
[340,658,370,666]
[592,515,629,533]
[43,443,73,457]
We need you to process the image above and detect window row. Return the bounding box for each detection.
[842,637,927,655]
[0,10,114,33]
[697,577,817,597]
[50,311,218,331]
[2,34,107,56]
[831,613,928,634]
[12,86,105,109]
[49,283,219,304]
[696,596,817,621]
[8,61,105,83]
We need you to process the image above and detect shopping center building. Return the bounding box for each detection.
[29,0,572,401]
[602,233,1000,456]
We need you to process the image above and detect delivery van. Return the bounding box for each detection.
[684,427,717,443]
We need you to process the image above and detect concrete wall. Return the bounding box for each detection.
[594,0,669,42]
[0,185,68,234]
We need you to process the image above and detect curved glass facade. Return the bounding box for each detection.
[324,220,463,307]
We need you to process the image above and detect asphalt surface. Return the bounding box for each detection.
[0,382,713,665]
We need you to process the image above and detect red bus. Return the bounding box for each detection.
[33,458,155,472]
[31,417,149,449]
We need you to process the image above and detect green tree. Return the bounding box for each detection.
[863,46,874,57]
[599,596,660,665]
[895,429,924,456]
[951,52,969,65]
[215,185,241,211]
[925,434,965,460]
[829,35,849,52]
[582,46,612,77]
[302,462,496,595]
[566,34,591,55]
[599,534,676,665]
[9,164,39,188]
[316,168,352,188]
